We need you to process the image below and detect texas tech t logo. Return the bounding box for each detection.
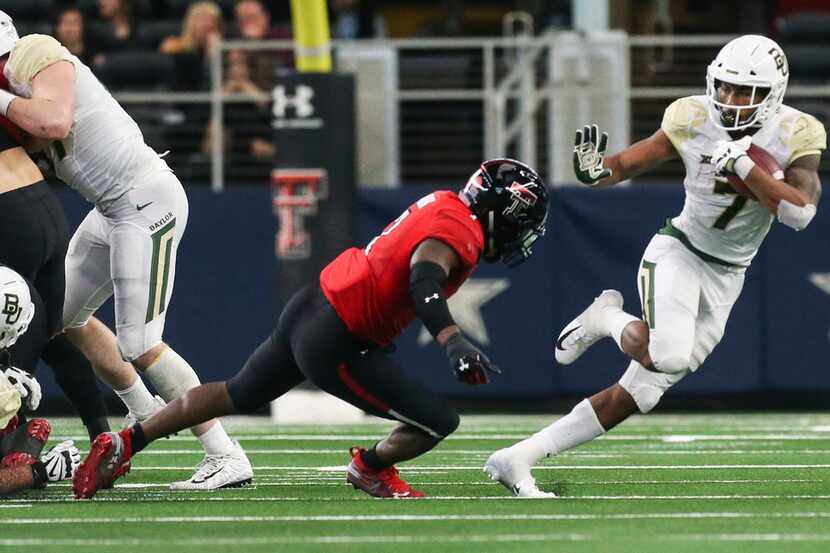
[272,169,329,259]
[2,293,21,324]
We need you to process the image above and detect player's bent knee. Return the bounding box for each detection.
[619,361,684,414]
[225,377,262,414]
[652,355,689,375]
[439,409,461,438]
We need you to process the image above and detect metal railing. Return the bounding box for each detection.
[107,34,830,191]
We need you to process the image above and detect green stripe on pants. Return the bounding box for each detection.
[146,219,176,323]
[639,260,656,329]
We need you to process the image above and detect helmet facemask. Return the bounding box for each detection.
[705,35,789,132]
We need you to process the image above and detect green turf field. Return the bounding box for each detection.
[3,413,830,552]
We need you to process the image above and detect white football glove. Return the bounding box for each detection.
[712,135,754,178]
[573,124,612,185]
[41,440,81,482]
[3,367,41,411]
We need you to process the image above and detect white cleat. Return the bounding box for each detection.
[554,289,623,366]
[484,449,556,498]
[123,395,166,428]
[169,441,253,491]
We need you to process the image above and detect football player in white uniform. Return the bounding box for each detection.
[485,35,825,497]
[0,11,252,490]
[0,266,80,494]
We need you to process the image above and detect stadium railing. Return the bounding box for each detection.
[105,33,830,191]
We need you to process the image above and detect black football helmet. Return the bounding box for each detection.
[460,158,549,267]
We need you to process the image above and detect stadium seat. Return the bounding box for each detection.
[785,45,830,83]
[13,21,53,38]
[776,11,830,45]
[0,0,54,22]
[95,51,175,91]
[136,20,183,50]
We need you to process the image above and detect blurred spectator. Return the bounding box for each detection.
[232,0,292,89]
[330,0,376,39]
[92,0,138,54]
[160,1,224,90]
[54,7,98,67]
[160,1,223,56]
[221,49,274,160]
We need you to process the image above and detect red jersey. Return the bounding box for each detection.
[320,191,484,346]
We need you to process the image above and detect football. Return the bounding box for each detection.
[725,144,785,200]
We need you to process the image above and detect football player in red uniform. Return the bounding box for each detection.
[73,158,549,500]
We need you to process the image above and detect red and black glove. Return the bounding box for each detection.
[444,333,502,386]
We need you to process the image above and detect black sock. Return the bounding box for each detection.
[84,417,111,442]
[131,424,149,454]
[360,444,387,470]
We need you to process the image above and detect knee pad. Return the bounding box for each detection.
[619,361,685,414]
[652,355,690,375]
[143,347,201,402]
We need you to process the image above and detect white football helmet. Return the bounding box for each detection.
[706,35,789,131]
[0,266,34,350]
[0,11,18,59]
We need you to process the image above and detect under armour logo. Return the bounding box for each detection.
[2,293,21,324]
[272,85,315,118]
[424,293,440,304]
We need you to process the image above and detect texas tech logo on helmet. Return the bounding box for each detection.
[504,181,539,218]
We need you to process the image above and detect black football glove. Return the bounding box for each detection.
[444,333,502,386]
[573,124,612,185]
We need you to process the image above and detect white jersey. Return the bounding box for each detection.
[661,95,826,267]
[4,34,169,204]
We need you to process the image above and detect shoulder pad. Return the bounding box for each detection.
[7,34,69,91]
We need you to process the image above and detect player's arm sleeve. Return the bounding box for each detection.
[410,261,456,338]
[787,115,827,166]
[7,34,70,89]
[409,209,482,340]
[660,97,704,153]
[0,374,21,430]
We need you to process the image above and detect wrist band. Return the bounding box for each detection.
[733,155,755,180]
[0,89,16,117]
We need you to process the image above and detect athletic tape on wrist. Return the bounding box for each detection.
[0,89,16,117]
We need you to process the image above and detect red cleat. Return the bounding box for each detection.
[73,430,133,499]
[1,418,52,466]
[346,447,425,499]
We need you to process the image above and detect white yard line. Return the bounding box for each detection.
[2,533,830,546]
[10,494,830,503]
[7,512,830,525]
[54,433,830,442]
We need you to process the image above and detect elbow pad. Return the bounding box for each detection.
[777,200,816,231]
[409,261,456,338]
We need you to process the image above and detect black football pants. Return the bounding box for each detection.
[227,284,459,439]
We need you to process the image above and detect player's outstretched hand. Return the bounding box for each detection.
[3,366,41,411]
[42,440,81,482]
[573,124,612,185]
[444,333,502,386]
[712,135,752,175]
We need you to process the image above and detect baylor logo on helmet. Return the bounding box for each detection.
[768,47,788,77]
[2,293,21,324]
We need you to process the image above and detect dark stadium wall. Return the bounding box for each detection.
[38,184,830,408]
